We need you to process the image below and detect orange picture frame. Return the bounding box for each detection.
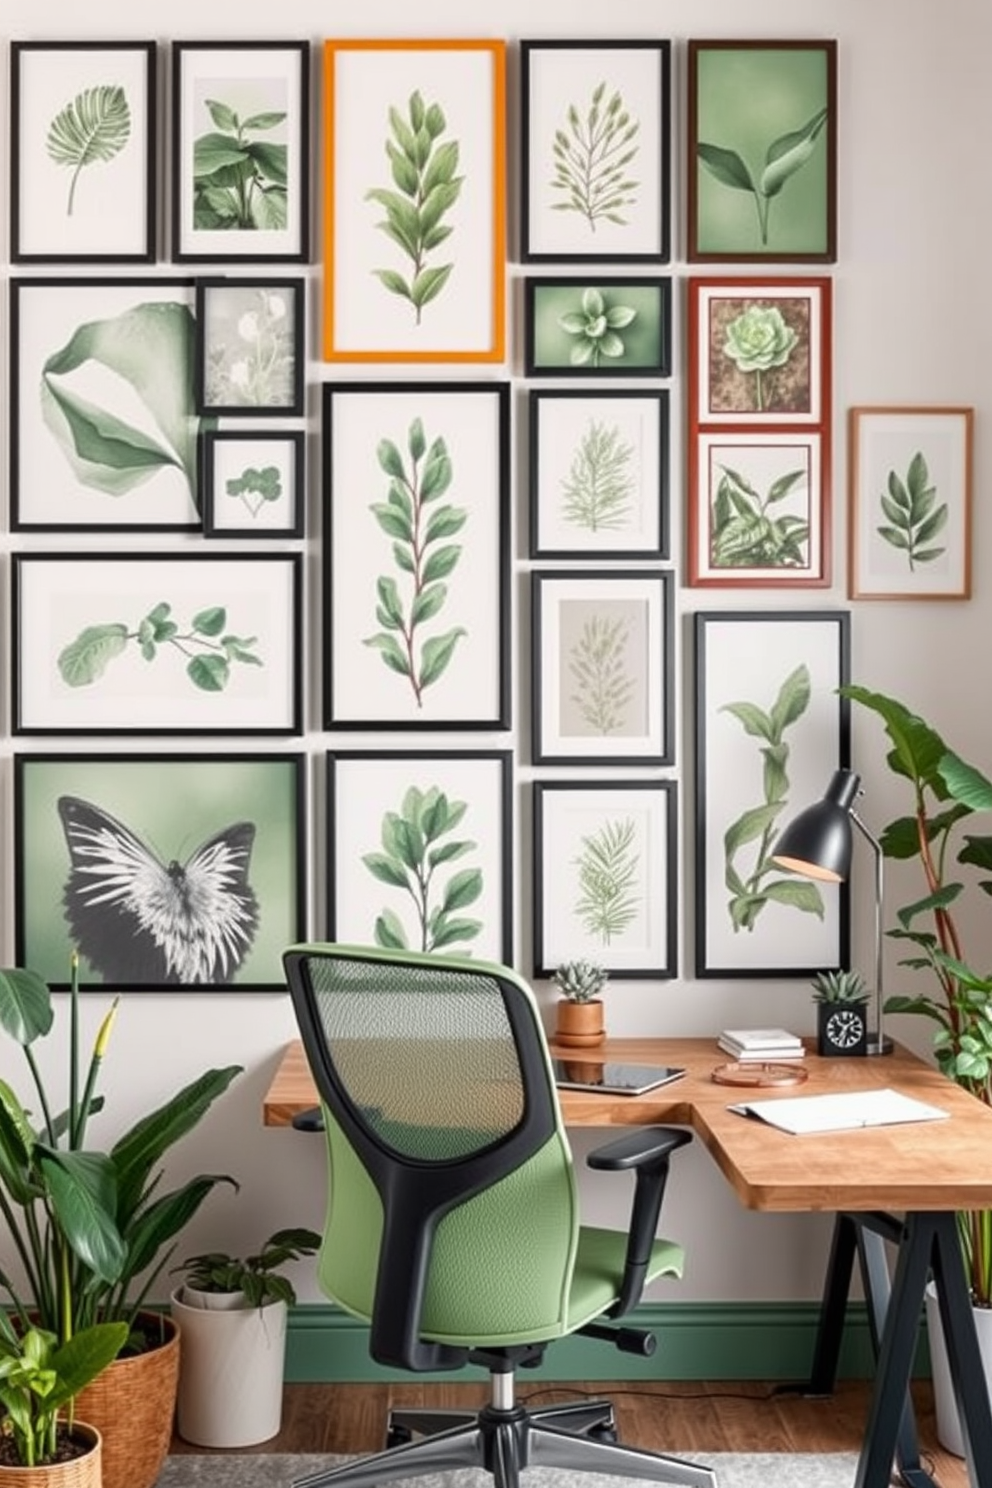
[322,39,506,364]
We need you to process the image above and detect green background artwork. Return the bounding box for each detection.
[532,283,663,370]
[695,47,829,256]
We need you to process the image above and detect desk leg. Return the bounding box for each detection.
[806,1213,858,1393]
[856,1225,930,1488]
[929,1211,992,1488]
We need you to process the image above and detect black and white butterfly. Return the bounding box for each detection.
[58,795,259,986]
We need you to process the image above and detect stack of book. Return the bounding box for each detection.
[717,1027,805,1062]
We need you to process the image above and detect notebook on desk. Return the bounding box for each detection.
[552,1060,686,1096]
[728,1086,949,1135]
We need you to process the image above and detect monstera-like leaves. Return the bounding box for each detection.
[46,85,132,215]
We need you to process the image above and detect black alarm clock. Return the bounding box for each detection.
[818,1004,868,1057]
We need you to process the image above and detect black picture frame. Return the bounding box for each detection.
[524,275,672,377]
[201,428,306,538]
[693,609,851,979]
[194,276,305,417]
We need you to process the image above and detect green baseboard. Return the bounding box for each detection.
[285,1302,931,1384]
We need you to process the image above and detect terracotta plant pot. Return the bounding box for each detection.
[555,999,605,1048]
[0,1423,101,1488]
[74,1314,179,1488]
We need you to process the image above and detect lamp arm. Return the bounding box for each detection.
[850,809,884,1038]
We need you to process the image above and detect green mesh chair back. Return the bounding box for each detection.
[283,943,581,1371]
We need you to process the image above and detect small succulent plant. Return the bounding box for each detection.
[811,968,869,1005]
[553,959,609,1003]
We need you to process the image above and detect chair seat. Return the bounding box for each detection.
[567,1225,684,1331]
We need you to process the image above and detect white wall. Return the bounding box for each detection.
[3,0,991,1308]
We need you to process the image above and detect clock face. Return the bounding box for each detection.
[826,1007,866,1051]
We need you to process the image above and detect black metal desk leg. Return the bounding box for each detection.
[930,1211,992,1488]
[806,1213,858,1393]
[856,1225,931,1488]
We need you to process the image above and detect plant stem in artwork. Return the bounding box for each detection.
[562,420,634,532]
[574,816,639,943]
[568,614,635,735]
[697,105,827,248]
[876,451,947,571]
[710,462,809,569]
[57,601,262,694]
[362,785,483,952]
[550,81,640,232]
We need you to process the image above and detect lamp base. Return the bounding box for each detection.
[866,1033,894,1056]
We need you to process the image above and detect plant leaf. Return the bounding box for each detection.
[58,624,129,687]
[0,967,53,1047]
[419,627,466,689]
[697,141,755,192]
[759,107,828,197]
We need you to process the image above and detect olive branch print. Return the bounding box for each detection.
[710,463,809,569]
[550,81,640,232]
[697,105,828,248]
[877,451,948,570]
[562,420,635,532]
[366,91,463,324]
[364,417,466,707]
[57,601,262,695]
[568,614,636,735]
[47,84,131,215]
[574,817,639,944]
[720,663,826,932]
[362,785,483,953]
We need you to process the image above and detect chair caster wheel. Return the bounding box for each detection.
[386,1423,413,1449]
[589,1422,618,1443]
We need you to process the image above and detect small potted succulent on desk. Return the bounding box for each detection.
[553,959,609,1048]
[169,1227,320,1448]
[811,968,870,1057]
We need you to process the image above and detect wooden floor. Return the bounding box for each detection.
[170,1378,968,1486]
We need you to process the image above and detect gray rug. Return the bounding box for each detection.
[157,1452,860,1488]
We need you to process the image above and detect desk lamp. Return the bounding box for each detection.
[772,767,893,1056]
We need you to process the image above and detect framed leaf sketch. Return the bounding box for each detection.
[201,429,305,538]
[529,390,669,559]
[326,750,512,963]
[12,552,302,736]
[10,41,156,264]
[525,276,671,376]
[195,278,305,417]
[520,39,671,264]
[531,569,674,766]
[10,277,206,532]
[322,382,510,729]
[848,407,973,601]
[688,429,828,587]
[15,752,307,991]
[693,609,851,979]
[533,780,678,980]
[172,41,310,263]
[687,39,837,263]
[688,277,831,427]
[322,39,506,363]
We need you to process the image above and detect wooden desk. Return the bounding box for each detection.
[263,1036,992,1488]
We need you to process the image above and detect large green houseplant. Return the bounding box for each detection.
[842,685,992,1303]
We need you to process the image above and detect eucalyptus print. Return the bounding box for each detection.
[568,614,635,735]
[562,420,635,531]
[721,663,826,932]
[574,817,639,943]
[57,601,262,694]
[550,81,640,232]
[366,91,463,323]
[697,105,827,249]
[710,462,809,569]
[362,784,483,952]
[364,417,466,707]
[877,451,947,570]
[47,84,131,215]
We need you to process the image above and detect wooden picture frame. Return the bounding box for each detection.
[520,38,671,264]
[687,39,837,263]
[14,752,307,991]
[848,406,974,601]
[201,429,305,538]
[525,276,671,377]
[693,609,850,979]
[10,40,157,264]
[195,277,305,417]
[533,779,678,979]
[322,39,506,363]
[171,40,310,263]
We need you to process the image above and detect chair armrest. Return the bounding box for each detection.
[586,1125,692,1318]
[291,1106,325,1132]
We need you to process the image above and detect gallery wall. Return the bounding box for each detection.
[2,0,991,1314]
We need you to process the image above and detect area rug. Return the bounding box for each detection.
[157,1452,861,1488]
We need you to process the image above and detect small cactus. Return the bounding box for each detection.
[811,968,869,1004]
[553,959,608,1003]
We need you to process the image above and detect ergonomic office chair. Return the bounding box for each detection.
[283,942,715,1488]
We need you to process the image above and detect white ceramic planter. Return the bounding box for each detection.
[924,1279,992,1457]
[170,1286,288,1448]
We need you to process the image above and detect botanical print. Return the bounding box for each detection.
[367,90,462,324]
[225,461,284,519]
[362,783,482,953]
[192,79,288,232]
[529,279,667,374]
[58,599,262,695]
[562,418,635,532]
[703,437,815,574]
[876,451,947,571]
[204,432,301,536]
[564,607,641,738]
[202,285,296,408]
[550,80,640,233]
[48,83,131,215]
[697,102,827,250]
[710,297,809,415]
[574,817,639,944]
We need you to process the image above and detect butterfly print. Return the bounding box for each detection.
[57,795,259,986]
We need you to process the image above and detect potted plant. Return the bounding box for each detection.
[552,960,609,1047]
[841,683,992,1453]
[169,1227,320,1447]
[0,1312,127,1486]
[0,960,241,1488]
[810,969,870,1057]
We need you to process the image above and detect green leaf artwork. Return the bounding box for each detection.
[562,421,634,532]
[40,300,206,502]
[46,85,131,216]
[363,417,466,707]
[362,785,483,953]
[57,601,262,695]
[366,90,463,323]
[697,105,827,248]
[877,451,948,570]
[568,614,635,735]
[550,81,640,232]
[204,290,294,408]
[710,463,809,569]
[226,464,282,519]
[193,96,288,231]
[558,287,637,367]
[574,817,639,944]
[720,663,826,933]
[721,305,798,413]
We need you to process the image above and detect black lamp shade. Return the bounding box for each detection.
[771,768,861,882]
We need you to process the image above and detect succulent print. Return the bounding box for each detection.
[549,81,640,232]
[47,85,131,215]
[562,420,635,532]
[573,817,639,944]
[697,105,827,248]
[558,287,637,367]
[722,305,798,413]
[876,451,947,570]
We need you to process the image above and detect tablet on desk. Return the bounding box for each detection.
[552,1060,686,1096]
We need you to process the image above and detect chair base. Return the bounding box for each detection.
[292,1393,717,1488]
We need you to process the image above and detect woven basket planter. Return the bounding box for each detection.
[0,1423,101,1488]
[74,1315,179,1488]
